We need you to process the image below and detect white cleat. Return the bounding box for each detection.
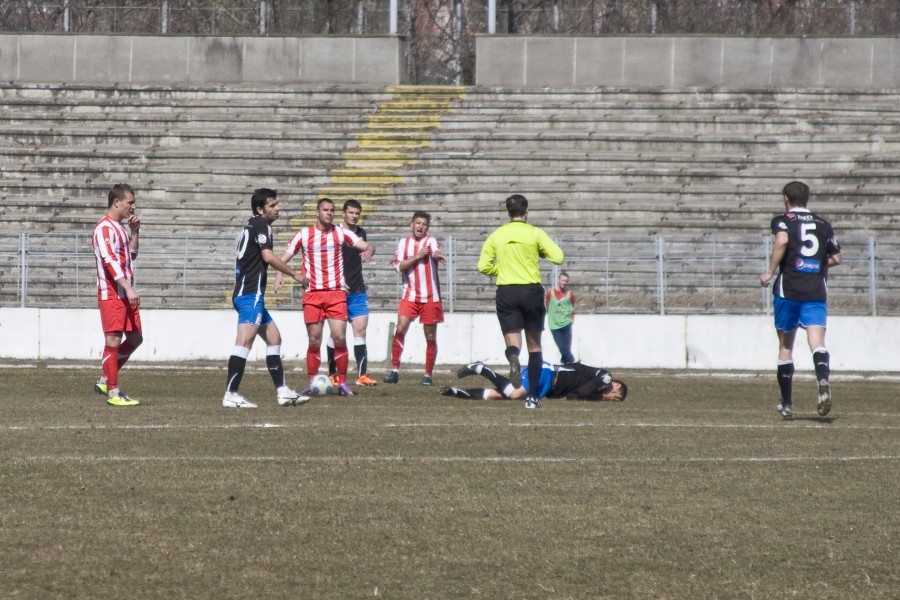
[223,391,257,409]
[277,387,310,406]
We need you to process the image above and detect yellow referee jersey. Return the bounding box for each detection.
[477,221,564,285]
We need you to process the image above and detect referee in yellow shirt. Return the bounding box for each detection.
[477,194,564,409]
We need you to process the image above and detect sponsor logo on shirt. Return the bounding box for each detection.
[794,257,821,273]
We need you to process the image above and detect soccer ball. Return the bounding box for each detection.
[309,374,333,396]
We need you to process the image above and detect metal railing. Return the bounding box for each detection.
[3,232,898,316]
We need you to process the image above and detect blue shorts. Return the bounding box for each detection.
[346,292,370,321]
[774,296,827,331]
[520,363,555,399]
[233,294,274,328]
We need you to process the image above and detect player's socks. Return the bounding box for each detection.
[425,340,438,378]
[527,351,543,398]
[307,344,321,381]
[334,344,349,384]
[265,345,286,389]
[354,338,367,378]
[777,360,794,404]
[226,345,251,393]
[812,348,830,382]
[391,332,405,370]
[505,346,520,363]
[117,340,138,369]
[326,340,336,377]
[101,345,119,391]
[479,364,510,390]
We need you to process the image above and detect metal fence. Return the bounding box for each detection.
[3,232,898,316]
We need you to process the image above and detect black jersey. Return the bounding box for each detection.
[550,363,614,400]
[233,215,274,299]
[770,209,840,302]
[339,223,367,294]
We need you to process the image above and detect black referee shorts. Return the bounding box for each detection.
[495,284,546,334]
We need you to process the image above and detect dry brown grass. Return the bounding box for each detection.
[1,364,898,599]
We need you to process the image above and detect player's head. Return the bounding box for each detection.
[251,188,277,216]
[108,183,134,208]
[343,199,362,226]
[316,197,336,227]
[558,271,569,289]
[506,194,528,218]
[604,379,628,402]
[783,181,809,208]
[411,211,431,238]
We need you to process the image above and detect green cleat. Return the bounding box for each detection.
[107,392,140,407]
[94,380,108,396]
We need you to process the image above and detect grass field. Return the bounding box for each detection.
[2,362,899,599]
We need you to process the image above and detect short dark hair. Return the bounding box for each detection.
[613,379,628,401]
[251,188,277,215]
[559,271,569,279]
[412,210,431,225]
[317,197,335,210]
[783,181,809,208]
[506,194,528,218]
[343,199,362,212]
[108,183,134,207]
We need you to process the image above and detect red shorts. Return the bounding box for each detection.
[398,298,444,325]
[303,289,348,324]
[98,298,142,335]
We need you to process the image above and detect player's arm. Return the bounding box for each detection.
[828,251,842,267]
[272,247,305,292]
[358,240,375,263]
[566,369,613,400]
[476,237,498,276]
[429,238,447,264]
[537,230,565,265]
[760,231,788,287]
[127,214,140,257]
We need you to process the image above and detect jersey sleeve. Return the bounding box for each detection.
[537,228,565,265]
[568,369,614,400]
[771,215,788,234]
[94,224,127,281]
[392,238,407,273]
[283,229,304,258]
[249,219,274,252]
[477,234,498,276]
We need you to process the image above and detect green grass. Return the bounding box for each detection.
[1,364,898,599]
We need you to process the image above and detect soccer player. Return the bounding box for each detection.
[92,183,143,406]
[325,199,378,387]
[477,194,564,409]
[383,211,446,386]
[760,181,842,418]
[276,197,372,397]
[546,271,576,364]
[223,188,309,409]
[443,361,627,402]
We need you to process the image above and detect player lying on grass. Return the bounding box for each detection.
[442,361,627,407]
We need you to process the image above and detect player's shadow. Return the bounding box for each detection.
[794,415,837,424]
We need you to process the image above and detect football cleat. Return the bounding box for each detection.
[223,392,257,409]
[329,374,340,387]
[777,402,793,419]
[457,362,484,378]
[508,354,522,388]
[107,392,140,407]
[523,396,541,410]
[420,375,433,386]
[356,375,378,386]
[338,383,354,397]
[816,380,832,416]
[383,371,399,384]
[94,379,109,396]
[277,387,310,407]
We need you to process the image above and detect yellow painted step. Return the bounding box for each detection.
[330,173,405,185]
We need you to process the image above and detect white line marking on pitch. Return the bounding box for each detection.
[9,454,900,464]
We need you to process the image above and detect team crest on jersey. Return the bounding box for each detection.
[795,257,821,273]
[777,221,788,230]
[257,234,268,245]
[602,373,612,384]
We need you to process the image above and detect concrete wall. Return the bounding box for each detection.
[0,35,406,84]
[476,36,900,89]
[2,308,898,372]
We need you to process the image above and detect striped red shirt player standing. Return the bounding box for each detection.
[277,198,371,397]
[90,183,143,407]
[383,211,446,386]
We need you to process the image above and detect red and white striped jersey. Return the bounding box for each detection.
[92,215,136,301]
[284,225,361,292]
[393,235,442,302]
